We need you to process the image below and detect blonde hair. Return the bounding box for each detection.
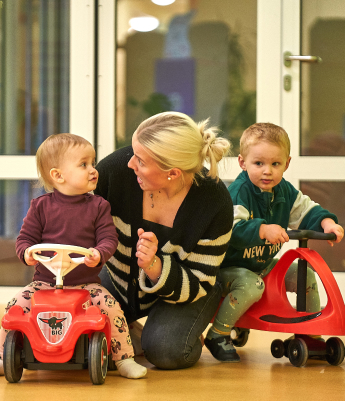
[36,133,92,192]
[135,112,231,181]
[240,122,291,159]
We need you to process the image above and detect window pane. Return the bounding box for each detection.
[0,180,43,286]
[301,1,345,156]
[116,0,257,155]
[300,181,345,272]
[0,0,70,156]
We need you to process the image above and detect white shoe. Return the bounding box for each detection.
[129,321,144,356]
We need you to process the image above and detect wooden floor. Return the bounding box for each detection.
[2,329,345,401]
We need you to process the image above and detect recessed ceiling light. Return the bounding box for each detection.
[151,0,176,5]
[129,16,159,32]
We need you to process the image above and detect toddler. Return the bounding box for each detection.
[205,123,344,362]
[0,133,147,379]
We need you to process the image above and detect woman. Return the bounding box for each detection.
[95,111,233,369]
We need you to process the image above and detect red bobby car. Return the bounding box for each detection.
[227,230,345,367]
[2,244,111,384]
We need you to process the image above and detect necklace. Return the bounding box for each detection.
[149,182,188,208]
[150,192,154,208]
[149,191,161,208]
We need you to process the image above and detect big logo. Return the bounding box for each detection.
[37,312,72,344]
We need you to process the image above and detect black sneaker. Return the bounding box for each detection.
[204,336,240,362]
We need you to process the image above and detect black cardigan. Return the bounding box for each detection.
[95,146,233,318]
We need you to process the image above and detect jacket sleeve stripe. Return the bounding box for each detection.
[114,216,131,237]
[233,205,250,226]
[197,229,232,246]
[289,191,319,229]
[109,255,130,274]
[108,267,129,292]
[162,242,227,267]
[188,252,226,267]
[189,269,216,285]
[117,242,131,258]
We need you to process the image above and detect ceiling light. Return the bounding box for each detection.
[129,16,159,32]
[151,0,176,5]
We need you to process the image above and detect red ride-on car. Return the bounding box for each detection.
[2,244,111,384]
[228,230,345,367]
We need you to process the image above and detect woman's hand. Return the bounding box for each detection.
[136,228,158,269]
[84,248,101,267]
[136,228,161,282]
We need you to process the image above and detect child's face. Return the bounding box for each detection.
[55,144,98,195]
[238,141,291,192]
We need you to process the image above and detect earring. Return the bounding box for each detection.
[168,177,172,181]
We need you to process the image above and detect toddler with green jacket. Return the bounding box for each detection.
[205,122,344,362]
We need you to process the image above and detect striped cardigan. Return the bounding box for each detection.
[95,146,233,319]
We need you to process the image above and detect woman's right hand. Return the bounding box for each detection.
[136,228,158,268]
[136,228,161,282]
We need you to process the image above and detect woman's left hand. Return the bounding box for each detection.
[136,228,159,270]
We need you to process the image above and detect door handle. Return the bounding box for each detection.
[284,51,322,67]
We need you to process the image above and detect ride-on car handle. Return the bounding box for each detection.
[286,230,337,312]
[287,229,336,241]
[28,244,93,288]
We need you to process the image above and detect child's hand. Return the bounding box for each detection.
[259,224,289,245]
[24,248,39,266]
[84,248,101,267]
[321,218,344,246]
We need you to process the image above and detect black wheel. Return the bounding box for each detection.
[88,332,108,385]
[3,330,24,383]
[271,339,285,358]
[283,339,292,357]
[287,338,308,367]
[231,328,250,347]
[326,337,345,366]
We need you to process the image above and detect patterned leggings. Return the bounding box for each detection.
[0,281,134,362]
[213,259,321,334]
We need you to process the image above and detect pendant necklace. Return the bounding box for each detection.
[150,193,154,208]
[149,191,160,208]
[150,181,188,208]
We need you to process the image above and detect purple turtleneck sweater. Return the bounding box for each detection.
[16,189,118,286]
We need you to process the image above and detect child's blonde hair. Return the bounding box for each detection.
[240,123,291,159]
[135,111,231,181]
[36,133,92,192]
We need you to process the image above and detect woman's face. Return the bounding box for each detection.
[128,133,168,192]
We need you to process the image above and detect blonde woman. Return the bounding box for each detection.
[95,112,233,369]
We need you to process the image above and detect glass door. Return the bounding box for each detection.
[258,0,345,273]
[0,0,95,287]
[283,0,345,272]
[113,0,257,184]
